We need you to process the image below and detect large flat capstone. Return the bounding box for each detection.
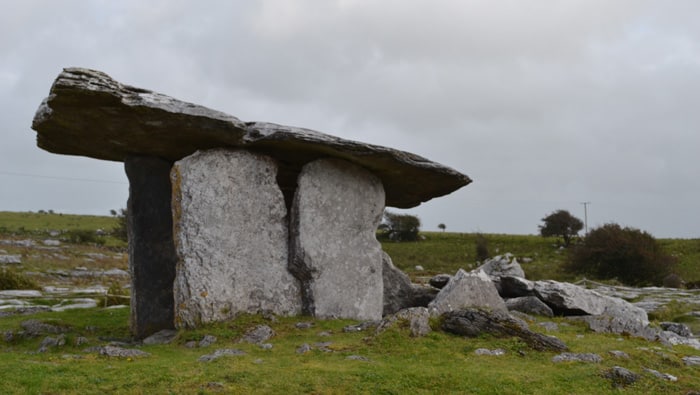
[290,158,385,320]
[171,149,301,328]
[31,67,470,208]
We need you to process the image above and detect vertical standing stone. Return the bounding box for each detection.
[290,158,385,320]
[125,156,177,339]
[171,149,301,328]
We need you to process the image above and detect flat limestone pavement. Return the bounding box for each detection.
[290,158,385,320]
[172,149,301,328]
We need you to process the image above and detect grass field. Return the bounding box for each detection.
[1,211,700,393]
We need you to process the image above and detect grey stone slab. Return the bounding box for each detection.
[428,269,507,316]
[125,156,177,339]
[172,149,301,328]
[32,68,470,208]
[290,158,385,320]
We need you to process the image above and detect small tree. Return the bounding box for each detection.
[379,211,421,241]
[438,223,446,232]
[567,223,676,286]
[539,210,583,247]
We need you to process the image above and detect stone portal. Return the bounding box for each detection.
[171,149,301,328]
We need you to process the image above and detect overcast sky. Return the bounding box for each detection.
[2,0,699,238]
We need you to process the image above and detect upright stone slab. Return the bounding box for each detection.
[290,158,385,320]
[171,149,301,328]
[125,156,178,339]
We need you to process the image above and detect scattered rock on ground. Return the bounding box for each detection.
[442,308,568,352]
[643,368,677,382]
[382,252,437,315]
[551,353,602,363]
[240,325,275,344]
[0,255,22,264]
[428,269,506,316]
[538,322,559,332]
[295,322,314,329]
[142,329,178,345]
[198,335,217,347]
[474,348,505,356]
[98,345,150,358]
[505,296,554,317]
[428,274,452,289]
[198,349,246,362]
[683,356,700,366]
[296,343,312,354]
[21,319,69,336]
[660,322,692,337]
[477,254,525,278]
[376,307,431,337]
[346,355,370,362]
[603,366,639,388]
[608,350,630,359]
[343,321,380,333]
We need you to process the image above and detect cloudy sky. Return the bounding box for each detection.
[2,0,699,238]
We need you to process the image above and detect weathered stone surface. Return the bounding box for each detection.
[660,322,692,337]
[442,308,568,352]
[172,149,301,327]
[239,325,275,345]
[382,252,437,315]
[198,349,246,362]
[428,274,452,289]
[0,255,22,264]
[551,352,602,363]
[98,345,150,358]
[534,280,648,324]
[32,68,470,209]
[290,159,384,320]
[428,269,507,316]
[377,307,431,337]
[498,276,535,298]
[125,156,178,338]
[142,329,177,345]
[477,254,525,278]
[505,296,554,317]
[604,366,639,387]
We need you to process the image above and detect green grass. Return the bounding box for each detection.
[0,211,118,234]
[382,232,700,284]
[1,308,699,394]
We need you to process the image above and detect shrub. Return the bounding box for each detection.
[64,229,105,245]
[567,223,676,286]
[378,211,421,242]
[539,210,583,247]
[0,268,39,290]
[475,233,490,262]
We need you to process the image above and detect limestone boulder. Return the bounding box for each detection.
[476,253,525,278]
[171,149,301,328]
[382,252,438,315]
[428,269,507,316]
[32,68,470,209]
[533,280,648,324]
[505,296,554,317]
[290,158,385,320]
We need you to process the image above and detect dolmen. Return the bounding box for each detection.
[31,68,471,338]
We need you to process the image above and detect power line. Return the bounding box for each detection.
[0,171,126,185]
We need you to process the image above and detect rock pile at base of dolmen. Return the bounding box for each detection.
[31,68,471,338]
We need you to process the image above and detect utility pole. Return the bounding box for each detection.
[580,202,590,235]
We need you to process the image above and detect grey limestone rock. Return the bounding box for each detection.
[505,296,554,317]
[604,366,639,388]
[98,345,150,358]
[125,156,177,339]
[382,252,437,315]
[474,348,505,356]
[683,356,700,366]
[551,352,602,363]
[428,274,452,289]
[142,329,178,345]
[477,253,525,278]
[428,269,507,316]
[32,68,470,209]
[0,255,22,264]
[442,308,568,352]
[172,149,301,328]
[240,325,275,345]
[198,349,246,362]
[376,307,431,337]
[643,368,677,382]
[534,280,648,324]
[290,158,385,321]
[20,319,69,336]
[660,322,692,337]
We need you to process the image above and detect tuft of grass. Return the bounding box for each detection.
[0,268,39,290]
